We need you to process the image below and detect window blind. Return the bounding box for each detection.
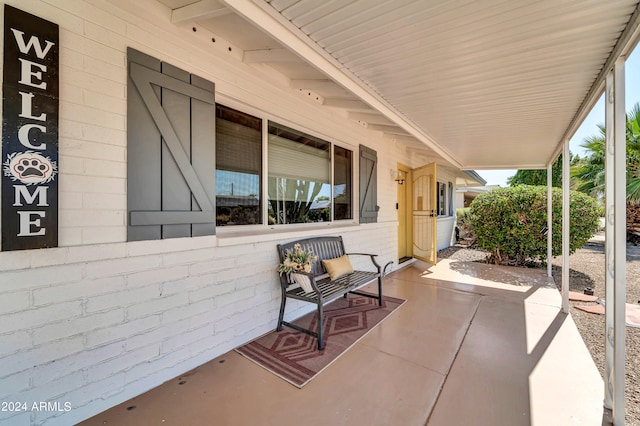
[216,118,261,175]
[268,134,330,183]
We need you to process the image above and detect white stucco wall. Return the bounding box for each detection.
[0,1,415,424]
[455,191,465,210]
[436,167,458,250]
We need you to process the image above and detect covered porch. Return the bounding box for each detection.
[81,259,602,425]
[1,1,637,424]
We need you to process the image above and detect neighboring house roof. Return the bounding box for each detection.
[463,171,487,186]
[454,170,487,187]
[457,185,501,198]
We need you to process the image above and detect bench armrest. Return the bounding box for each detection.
[345,252,382,272]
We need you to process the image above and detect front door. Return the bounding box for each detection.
[397,164,412,263]
[412,163,437,264]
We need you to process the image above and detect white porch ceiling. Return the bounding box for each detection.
[158,0,640,170]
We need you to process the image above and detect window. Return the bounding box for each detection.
[214,106,354,228]
[437,182,446,216]
[215,105,262,226]
[127,51,356,242]
[334,146,352,220]
[448,182,454,216]
[267,122,332,224]
[437,181,454,216]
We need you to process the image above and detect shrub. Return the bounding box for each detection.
[456,208,475,243]
[456,208,471,225]
[469,185,599,265]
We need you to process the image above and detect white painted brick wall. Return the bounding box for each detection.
[160,324,212,354]
[1,264,83,291]
[0,336,85,378]
[0,302,83,335]
[86,344,160,383]
[0,1,431,425]
[61,138,125,161]
[161,299,213,325]
[0,331,31,357]
[85,255,161,279]
[32,309,125,345]
[0,290,29,313]
[0,370,31,400]
[0,411,30,426]
[31,342,125,387]
[85,315,161,348]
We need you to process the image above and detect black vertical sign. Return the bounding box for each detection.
[2,6,59,251]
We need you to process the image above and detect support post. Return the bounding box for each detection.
[604,71,615,412]
[547,163,553,278]
[613,58,627,425]
[561,141,570,314]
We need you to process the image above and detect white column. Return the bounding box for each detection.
[613,58,627,425]
[604,71,615,411]
[547,163,553,278]
[561,141,570,314]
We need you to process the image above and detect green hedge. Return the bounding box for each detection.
[469,185,599,265]
[456,207,471,225]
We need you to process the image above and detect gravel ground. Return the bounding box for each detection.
[438,237,640,424]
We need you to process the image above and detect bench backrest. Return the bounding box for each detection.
[277,236,346,279]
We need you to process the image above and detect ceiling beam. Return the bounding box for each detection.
[290,79,350,95]
[407,147,437,155]
[382,133,420,145]
[366,124,410,135]
[348,112,394,126]
[171,0,231,25]
[243,48,299,63]
[220,0,463,168]
[322,98,371,111]
[290,79,337,91]
[405,147,440,164]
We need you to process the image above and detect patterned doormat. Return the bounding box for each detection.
[235,294,406,387]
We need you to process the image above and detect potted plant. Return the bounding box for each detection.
[277,243,318,292]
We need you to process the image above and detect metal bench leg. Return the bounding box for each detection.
[377,276,383,306]
[316,299,325,350]
[276,291,287,332]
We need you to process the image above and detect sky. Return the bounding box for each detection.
[477,45,640,187]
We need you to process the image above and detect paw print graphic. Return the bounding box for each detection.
[15,158,49,178]
[6,152,55,184]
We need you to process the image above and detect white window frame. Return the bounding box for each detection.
[437,181,454,217]
[214,98,356,234]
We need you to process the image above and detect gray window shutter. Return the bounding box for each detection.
[127,48,216,241]
[359,145,378,223]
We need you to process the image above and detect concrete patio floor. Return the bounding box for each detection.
[81,259,603,426]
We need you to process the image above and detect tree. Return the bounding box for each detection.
[507,155,564,187]
[571,102,640,203]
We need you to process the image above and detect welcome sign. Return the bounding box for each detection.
[2,5,59,251]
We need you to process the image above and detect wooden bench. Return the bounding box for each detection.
[276,236,382,350]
